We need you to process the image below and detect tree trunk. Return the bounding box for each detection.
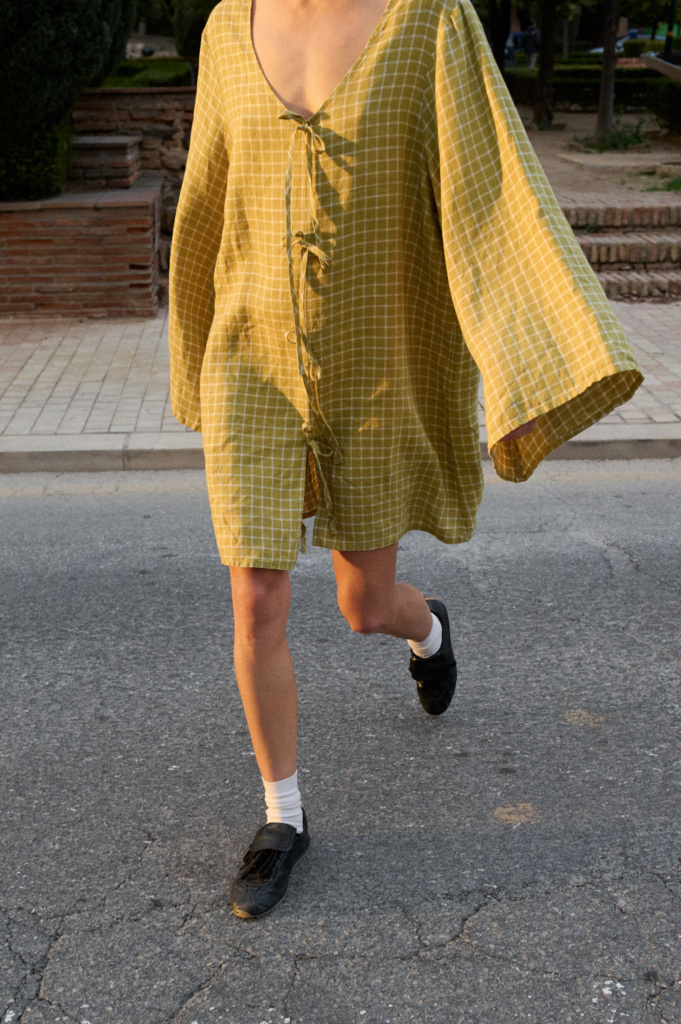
[562,16,569,59]
[533,0,558,127]
[596,0,618,141]
[488,0,512,72]
[663,0,677,60]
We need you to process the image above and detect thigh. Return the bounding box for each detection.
[332,543,398,604]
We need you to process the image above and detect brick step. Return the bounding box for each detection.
[596,269,681,300]
[578,231,681,267]
[67,134,143,191]
[560,201,681,230]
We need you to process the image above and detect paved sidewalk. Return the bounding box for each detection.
[0,301,680,471]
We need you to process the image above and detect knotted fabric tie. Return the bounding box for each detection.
[279,112,327,251]
[301,419,340,528]
[279,110,342,527]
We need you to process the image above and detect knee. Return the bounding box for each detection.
[337,587,388,635]
[231,569,289,635]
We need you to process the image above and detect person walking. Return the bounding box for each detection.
[169,0,641,920]
[524,19,539,67]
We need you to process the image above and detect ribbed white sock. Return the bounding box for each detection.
[263,770,303,833]
[408,612,442,659]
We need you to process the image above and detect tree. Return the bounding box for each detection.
[135,0,177,36]
[486,0,513,71]
[559,1,584,58]
[533,0,559,126]
[619,0,667,38]
[172,0,220,59]
[531,0,599,127]
[596,0,619,140]
[0,0,138,200]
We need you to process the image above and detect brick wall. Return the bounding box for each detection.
[73,88,195,183]
[0,185,161,318]
[72,88,196,287]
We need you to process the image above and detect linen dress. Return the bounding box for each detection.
[168,0,642,570]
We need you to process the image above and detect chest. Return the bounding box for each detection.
[250,0,391,118]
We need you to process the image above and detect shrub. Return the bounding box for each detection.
[173,0,219,59]
[0,115,75,202]
[577,115,648,151]
[646,78,681,134]
[0,0,138,200]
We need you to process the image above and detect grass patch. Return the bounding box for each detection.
[576,115,648,151]
[644,175,681,192]
[102,58,192,88]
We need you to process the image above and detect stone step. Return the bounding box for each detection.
[67,134,143,191]
[578,231,681,267]
[596,269,681,300]
[560,201,681,230]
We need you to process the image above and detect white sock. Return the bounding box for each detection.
[263,770,303,833]
[408,612,442,659]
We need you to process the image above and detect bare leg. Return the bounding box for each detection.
[332,543,432,639]
[229,566,297,783]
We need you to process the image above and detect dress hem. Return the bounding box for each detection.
[218,519,477,570]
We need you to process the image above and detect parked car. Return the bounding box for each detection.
[587,38,627,56]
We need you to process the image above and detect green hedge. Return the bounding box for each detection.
[542,65,657,81]
[0,0,138,200]
[504,67,670,114]
[0,116,74,202]
[0,1,138,132]
[103,57,193,88]
[504,68,681,133]
[622,37,681,57]
[648,78,681,133]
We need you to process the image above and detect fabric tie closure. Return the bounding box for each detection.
[279,110,327,249]
[279,109,341,531]
[302,419,341,534]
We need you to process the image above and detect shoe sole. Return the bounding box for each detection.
[230,846,309,920]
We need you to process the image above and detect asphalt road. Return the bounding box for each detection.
[1,462,680,1024]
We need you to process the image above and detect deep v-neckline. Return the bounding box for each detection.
[247,0,398,121]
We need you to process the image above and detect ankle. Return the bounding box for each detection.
[263,770,304,833]
[408,612,442,659]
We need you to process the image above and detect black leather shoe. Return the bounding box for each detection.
[408,598,457,716]
[230,810,310,919]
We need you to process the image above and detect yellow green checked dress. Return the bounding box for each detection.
[169,0,642,570]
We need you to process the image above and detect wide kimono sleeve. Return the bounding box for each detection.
[168,29,229,433]
[430,0,643,481]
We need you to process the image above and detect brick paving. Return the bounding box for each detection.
[0,301,679,445]
[0,312,184,438]
[604,302,681,425]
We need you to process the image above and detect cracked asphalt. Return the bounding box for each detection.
[1,461,680,1024]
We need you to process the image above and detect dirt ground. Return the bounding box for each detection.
[517,105,681,197]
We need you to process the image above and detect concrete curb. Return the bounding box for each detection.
[482,422,681,462]
[0,432,204,473]
[2,423,681,472]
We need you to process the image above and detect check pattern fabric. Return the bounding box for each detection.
[169,0,642,570]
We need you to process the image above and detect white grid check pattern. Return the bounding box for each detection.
[169,0,642,569]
